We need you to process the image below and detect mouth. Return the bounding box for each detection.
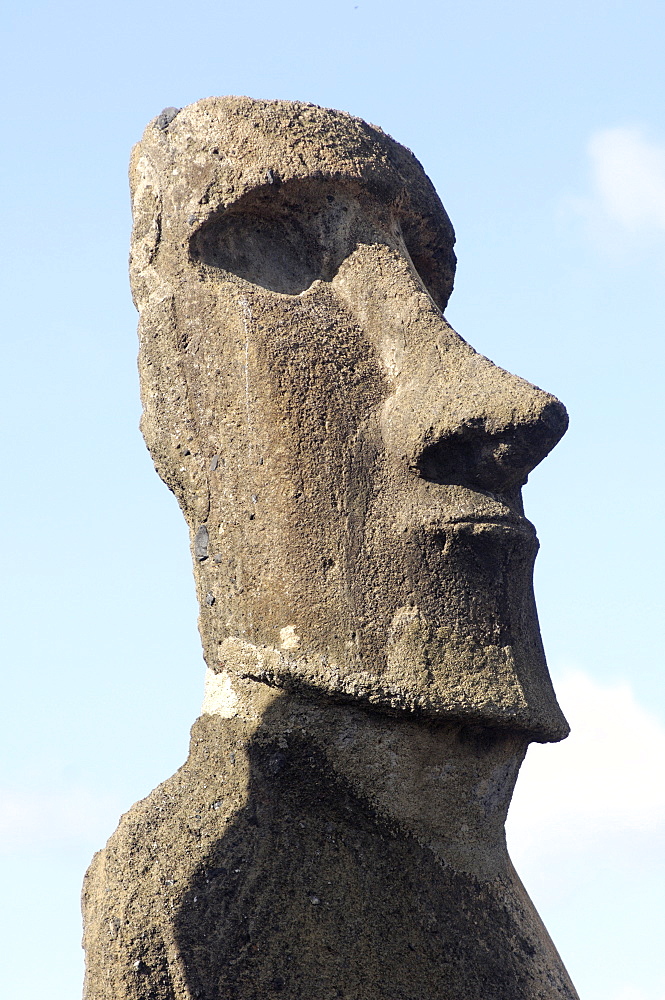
[386,479,538,545]
[442,514,537,538]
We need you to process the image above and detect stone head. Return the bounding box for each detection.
[130,97,569,741]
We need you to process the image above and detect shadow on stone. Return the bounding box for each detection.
[170,706,573,1000]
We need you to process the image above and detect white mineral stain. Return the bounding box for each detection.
[201,668,239,718]
[279,625,300,650]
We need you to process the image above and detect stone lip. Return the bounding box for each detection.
[214,635,570,745]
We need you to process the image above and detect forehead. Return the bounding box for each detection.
[130,96,457,312]
[133,97,420,208]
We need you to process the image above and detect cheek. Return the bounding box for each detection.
[178,285,390,637]
[249,288,387,504]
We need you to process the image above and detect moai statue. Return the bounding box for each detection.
[82,97,579,999]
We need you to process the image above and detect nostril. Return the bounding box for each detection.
[416,432,513,491]
[416,398,568,493]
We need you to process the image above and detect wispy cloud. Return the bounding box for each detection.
[588,127,665,232]
[507,669,665,857]
[570,126,665,257]
[508,669,665,1000]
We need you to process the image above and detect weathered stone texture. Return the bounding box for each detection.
[84,690,577,999]
[129,96,568,740]
[82,97,577,999]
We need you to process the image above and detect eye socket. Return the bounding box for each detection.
[397,214,456,314]
[190,210,327,295]
[189,182,363,295]
[188,179,456,308]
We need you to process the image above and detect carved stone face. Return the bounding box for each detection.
[130,97,569,741]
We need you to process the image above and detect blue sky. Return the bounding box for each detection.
[1,2,664,997]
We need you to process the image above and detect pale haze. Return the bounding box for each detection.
[1,2,663,998]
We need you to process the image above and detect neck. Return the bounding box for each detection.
[202,666,528,879]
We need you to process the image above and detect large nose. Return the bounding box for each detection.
[332,245,568,493]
